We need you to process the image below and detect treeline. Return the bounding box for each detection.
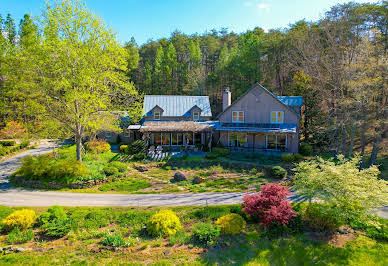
[0,1,387,165]
[129,1,387,165]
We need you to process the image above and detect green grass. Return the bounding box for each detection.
[98,178,151,192]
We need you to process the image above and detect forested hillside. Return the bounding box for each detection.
[0,1,387,165]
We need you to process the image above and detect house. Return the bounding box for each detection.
[138,95,214,148]
[103,83,303,154]
[215,83,303,154]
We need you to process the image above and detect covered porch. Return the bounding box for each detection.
[215,123,299,154]
[140,121,214,151]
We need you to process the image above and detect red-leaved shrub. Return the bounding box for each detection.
[242,183,296,227]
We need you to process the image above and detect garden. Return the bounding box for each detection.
[0,179,387,265]
[0,140,32,160]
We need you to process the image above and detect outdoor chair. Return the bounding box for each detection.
[148,145,155,154]
[156,145,163,154]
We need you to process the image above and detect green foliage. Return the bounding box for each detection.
[147,210,182,237]
[350,219,388,241]
[169,230,189,245]
[191,222,220,246]
[281,154,303,163]
[85,140,111,154]
[119,145,128,154]
[269,166,287,179]
[38,206,71,237]
[2,209,36,231]
[303,204,343,232]
[0,140,16,146]
[293,156,388,223]
[98,178,151,192]
[215,213,246,235]
[212,148,230,157]
[205,152,219,160]
[103,165,119,176]
[17,155,89,183]
[299,143,313,156]
[108,161,127,172]
[133,152,145,160]
[6,228,34,244]
[188,206,232,221]
[127,140,146,155]
[101,232,125,247]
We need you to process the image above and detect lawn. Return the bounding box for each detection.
[0,205,387,265]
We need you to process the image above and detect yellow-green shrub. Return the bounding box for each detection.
[85,140,110,153]
[215,213,246,235]
[147,210,182,237]
[2,209,37,231]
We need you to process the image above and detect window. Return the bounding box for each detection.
[266,135,287,151]
[271,111,284,123]
[228,133,247,147]
[194,133,202,144]
[162,133,171,145]
[154,112,160,120]
[232,111,244,123]
[124,129,130,138]
[184,133,193,145]
[193,112,200,121]
[153,133,162,145]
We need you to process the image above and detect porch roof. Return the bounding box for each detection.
[215,122,297,133]
[140,121,214,133]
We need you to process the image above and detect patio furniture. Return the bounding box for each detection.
[156,145,163,154]
[148,145,155,154]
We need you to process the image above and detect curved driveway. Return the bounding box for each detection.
[0,142,387,220]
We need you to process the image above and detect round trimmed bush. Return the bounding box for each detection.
[300,143,313,156]
[109,161,127,172]
[212,147,230,157]
[103,166,119,176]
[215,213,246,235]
[270,166,287,179]
[303,204,343,232]
[2,209,37,231]
[191,222,220,246]
[147,210,182,237]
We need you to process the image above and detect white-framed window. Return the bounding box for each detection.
[124,129,130,138]
[270,111,284,123]
[232,111,244,123]
[193,112,200,121]
[105,132,112,138]
[154,111,160,120]
[265,135,287,151]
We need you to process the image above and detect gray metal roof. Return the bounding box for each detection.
[276,96,303,107]
[214,122,297,133]
[143,95,212,117]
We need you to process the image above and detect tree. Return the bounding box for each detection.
[164,42,178,94]
[292,156,388,223]
[27,0,140,162]
[4,14,16,46]
[153,45,164,93]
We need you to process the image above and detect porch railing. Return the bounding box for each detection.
[224,145,287,153]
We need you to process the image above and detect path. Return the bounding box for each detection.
[0,140,58,191]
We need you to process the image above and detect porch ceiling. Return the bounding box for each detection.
[140,121,213,133]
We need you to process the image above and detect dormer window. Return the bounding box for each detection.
[154,112,160,120]
[232,111,244,123]
[193,112,199,121]
[271,111,284,123]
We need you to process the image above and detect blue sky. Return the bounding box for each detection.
[0,0,378,45]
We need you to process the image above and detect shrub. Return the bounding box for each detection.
[303,204,343,232]
[205,152,219,160]
[0,140,16,146]
[38,206,71,237]
[242,183,296,228]
[191,222,220,246]
[270,166,287,179]
[85,140,111,153]
[108,161,127,172]
[169,230,189,245]
[300,143,313,156]
[365,225,388,241]
[119,145,128,154]
[0,146,8,156]
[188,206,231,221]
[19,140,30,149]
[147,210,182,237]
[213,147,230,157]
[127,140,146,155]
[2,209,37,231]
[6,228,34,244]
[101,232,125,247]
[133,152,145,160]
[0,121,26,138]
[48,159,89,181]
[103,166,119,176]
[215,213,246,235]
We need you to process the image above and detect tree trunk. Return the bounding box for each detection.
[75,134,82,162]
[360,119,367,167]
[347,123,356,158]
[369,134,381,166]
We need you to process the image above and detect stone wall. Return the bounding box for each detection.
[12,176,113,189]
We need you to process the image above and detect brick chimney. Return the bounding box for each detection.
[222,87,231,111]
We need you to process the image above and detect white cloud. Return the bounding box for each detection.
[257,2,270,13]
